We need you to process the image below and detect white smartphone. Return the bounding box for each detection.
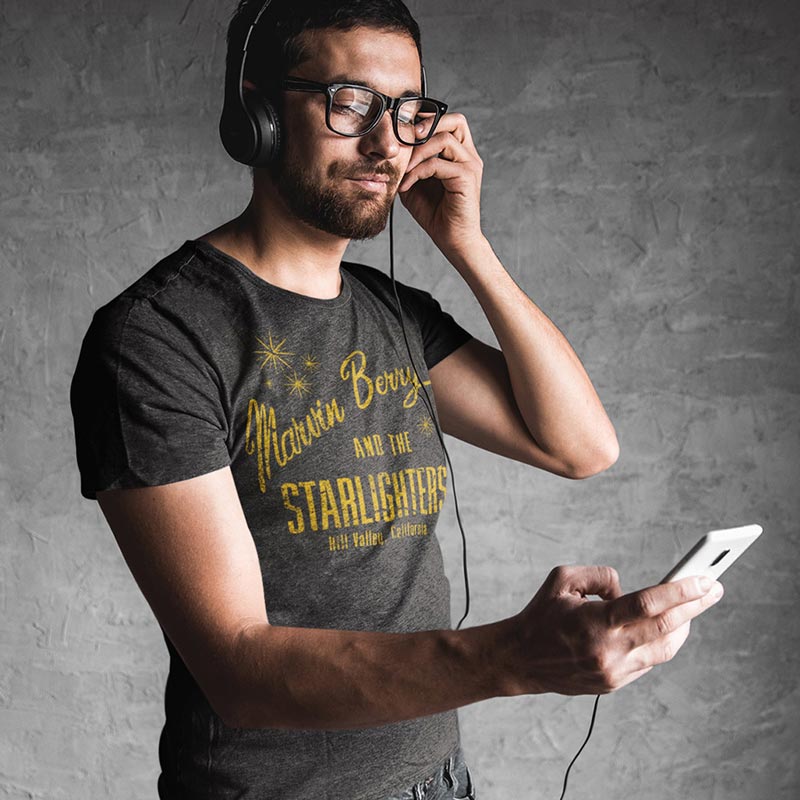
[660,524,762,583]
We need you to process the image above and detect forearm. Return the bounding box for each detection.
[450,237,618,476]
[225,618,516,729]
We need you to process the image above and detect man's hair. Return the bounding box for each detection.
[225,0,423,99]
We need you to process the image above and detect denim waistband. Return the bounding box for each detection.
[386,747,476,800]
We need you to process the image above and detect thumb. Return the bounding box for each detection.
[545,565,622,601]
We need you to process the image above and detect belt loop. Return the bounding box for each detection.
[465,765,475,799]
[443,755,454,789]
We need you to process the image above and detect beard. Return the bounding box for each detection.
[273,152,400,240]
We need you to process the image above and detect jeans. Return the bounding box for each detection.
[385,748,476,800]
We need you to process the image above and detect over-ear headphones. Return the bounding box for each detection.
[220,0,280,168]
[219,0,429,168]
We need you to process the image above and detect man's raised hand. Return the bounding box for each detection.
[397,112,485,260]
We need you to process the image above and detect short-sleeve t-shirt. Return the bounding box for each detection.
[70,240,472,800]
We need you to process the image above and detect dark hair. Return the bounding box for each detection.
[226,0,423,98]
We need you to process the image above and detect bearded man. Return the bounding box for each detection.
[70,2,722,798]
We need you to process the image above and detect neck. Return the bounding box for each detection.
[201,178,350,300]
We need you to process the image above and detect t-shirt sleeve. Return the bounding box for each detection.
[70,297,231,500]
[391,281,472,369]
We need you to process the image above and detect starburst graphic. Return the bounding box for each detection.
[255,333,294,372]
[418,416,435,437]
[285,370,311,398]
[302,353,321,371]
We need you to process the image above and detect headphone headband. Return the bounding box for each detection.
[240,0,275,99]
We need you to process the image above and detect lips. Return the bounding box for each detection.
[348,174,393,192]
[350,174,390,183]
[333,160,399,193]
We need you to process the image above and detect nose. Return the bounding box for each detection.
[358,109,402,160]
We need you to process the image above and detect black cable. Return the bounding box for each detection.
[388,207,600,798]
[387,203,471,629]
[558,695,601,800]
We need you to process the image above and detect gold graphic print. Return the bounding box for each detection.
[302,353,321,371]
[417,416,435,437]
[254,333,318,399]
[255,333,294,371]
[340,350,431,410]
[245,397,346,492]
[285,370,312,398]
[245,333,447,555]
[280,465,448,534]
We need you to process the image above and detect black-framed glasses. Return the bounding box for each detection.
[282,77,448,146]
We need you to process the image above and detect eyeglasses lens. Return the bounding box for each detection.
[330,87,383,135]
[330,87,439,144]
[396,99,440,144]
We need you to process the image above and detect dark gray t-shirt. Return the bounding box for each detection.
[71,240,472,800]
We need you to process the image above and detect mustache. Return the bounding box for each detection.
[329,160,400,183]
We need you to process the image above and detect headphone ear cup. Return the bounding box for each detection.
[242,89,281,167]
[219,94,257,166]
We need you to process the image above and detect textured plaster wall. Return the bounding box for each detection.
[1,0,798,798]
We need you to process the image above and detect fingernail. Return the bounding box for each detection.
[710,582,724,601]
[698,576,713,592]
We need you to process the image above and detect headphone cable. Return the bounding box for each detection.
[558,694,600,800]
[388,206,598,799]
[387,203,471,630]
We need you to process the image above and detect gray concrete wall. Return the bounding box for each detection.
[2,0,798,797]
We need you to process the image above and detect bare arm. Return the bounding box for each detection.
[400,113,619,478]
[98,467,722,729]
[423,263,618,478]
[98,467,509,729]
[429,328,618,479]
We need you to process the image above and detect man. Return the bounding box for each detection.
[70,1,723,798]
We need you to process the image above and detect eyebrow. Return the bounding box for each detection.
[326,74,421,97]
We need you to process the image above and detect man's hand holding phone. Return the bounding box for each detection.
[502,525,761,697]
[500,565,724,697]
